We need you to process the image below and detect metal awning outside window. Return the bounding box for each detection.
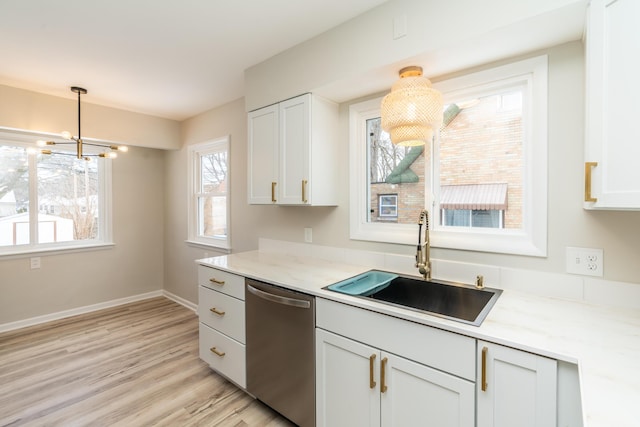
[440,183,508,210]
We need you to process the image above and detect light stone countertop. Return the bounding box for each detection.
[198,250,640,427]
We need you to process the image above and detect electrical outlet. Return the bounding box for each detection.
[30,257,41,269]
[304,227,312,243]
[565,247,603,277]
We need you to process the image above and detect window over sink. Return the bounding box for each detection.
[349,56,548,256]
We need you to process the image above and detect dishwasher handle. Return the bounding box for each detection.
[247,284,311,309]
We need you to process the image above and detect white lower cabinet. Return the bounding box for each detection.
[197,265,246,388]
[477,341,557,427]
[315,298,475,427]
[316,329,474,427]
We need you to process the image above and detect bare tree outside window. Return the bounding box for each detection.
[0,145,101,247]
[37,153,99,241]
[200,150,227,238]
[367,118,409,183]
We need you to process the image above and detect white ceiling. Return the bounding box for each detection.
[0,0,388,121]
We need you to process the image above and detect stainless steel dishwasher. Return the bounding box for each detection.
[245,278,315,427]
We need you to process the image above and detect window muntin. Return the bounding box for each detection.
[188,137,230,249]
[350,56,548,256]
[0,130,112,255]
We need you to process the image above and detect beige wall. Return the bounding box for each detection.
[0,85,180,150]
[3,0,640,325]
[245,0,586,110]
[163,41,640,308]
[0,87,172,325]
[0,146,165,324]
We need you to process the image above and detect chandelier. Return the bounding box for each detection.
[381,66,443,146]
[37,86,127,160]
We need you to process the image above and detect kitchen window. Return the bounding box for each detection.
[187,136,230,250]
[349,56,548,256]
[0,128,113,256]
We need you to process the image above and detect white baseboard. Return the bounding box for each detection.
[163,290,197,312]
[0,290,165,334]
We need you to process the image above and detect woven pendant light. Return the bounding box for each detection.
[381,66,443,146]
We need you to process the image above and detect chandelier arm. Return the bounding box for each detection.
[82,142,114,148]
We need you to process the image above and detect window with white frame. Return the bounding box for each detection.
[349,56,548,256]
[188,137,230,250]
[0,129,113,255]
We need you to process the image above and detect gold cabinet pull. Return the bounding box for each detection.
[481,346,488,392]
[380,357,388,393]
[209,278,225,286]
[585,162,598,202]
[210,347,225,357]
[271,182,277,203]
[369,354,377,389]
[301,179,308,203]
[209,307,225,316]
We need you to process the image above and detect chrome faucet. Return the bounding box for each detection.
[415,209,431,280]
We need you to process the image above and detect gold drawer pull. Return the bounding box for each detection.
[369,354,377,389]
[481,346,488,392]
[271,182,277,203]
[209,307,226,316]
[380,357,388,393]
[209,278,225,286]
[210,347,226,357]
[585,162,598,202]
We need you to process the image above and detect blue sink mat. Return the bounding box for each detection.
[327,271,398,296]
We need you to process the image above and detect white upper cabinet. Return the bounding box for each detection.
[247,104,279,205]
[584,0,640,209]
[247,93,339,206]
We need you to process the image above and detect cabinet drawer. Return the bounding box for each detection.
[198,285,245,343]
[317,298,476,381]
[199,323,246,388]
[198,265,245,300]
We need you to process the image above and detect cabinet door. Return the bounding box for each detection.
[279,94,311,205]
[381,352,474,427]
[477,341,557,427]
[585,0,640,209]
[248,104,279,204]
[316,329,380,427]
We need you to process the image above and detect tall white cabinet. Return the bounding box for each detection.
[476,341,557,427]
[247,93,339,206]
[584,0,640,209]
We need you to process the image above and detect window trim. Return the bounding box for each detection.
[187,136,231,250]
[0,127,114,257]
[349,55,548,256]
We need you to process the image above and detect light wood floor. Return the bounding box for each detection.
[0,297,295,427]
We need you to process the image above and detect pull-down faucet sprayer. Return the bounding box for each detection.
[416,209,431,280]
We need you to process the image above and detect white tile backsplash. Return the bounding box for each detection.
[500,267,585,301]
[258,238,640,310]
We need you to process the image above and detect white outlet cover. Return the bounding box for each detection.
[566,247,603,277]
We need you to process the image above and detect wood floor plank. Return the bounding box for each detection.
[0,297,295,427]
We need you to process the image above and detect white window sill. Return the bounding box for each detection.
[185,240,231,254]
[0,242,115,260]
